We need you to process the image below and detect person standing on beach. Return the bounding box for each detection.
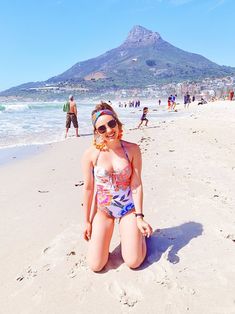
[229,90,234,101]
[187,93,191,108]
[138,107,149,128]
[184,94,187,108]
[172,94,177,111]
[64,95,79,138]
[82,102,152,272]
[184,93,191,109]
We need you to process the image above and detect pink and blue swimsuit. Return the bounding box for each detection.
[93,141,135,218]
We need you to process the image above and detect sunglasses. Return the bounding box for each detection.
[96,119,117,134]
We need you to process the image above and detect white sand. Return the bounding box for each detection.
[1,100,235,314]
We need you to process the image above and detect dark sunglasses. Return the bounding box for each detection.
[97,119,117,134]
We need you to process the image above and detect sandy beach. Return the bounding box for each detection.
[1,100,235,314]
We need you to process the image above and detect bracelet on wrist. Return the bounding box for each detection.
[135,213,144,218]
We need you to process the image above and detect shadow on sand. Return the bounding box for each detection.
[141,221,203,269]
[101,221,203,273]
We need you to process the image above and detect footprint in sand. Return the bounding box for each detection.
[107,281,142,308]
[226,234,235,243]
[67,253,88,278]
[42,264,51,271]
[17,225,84,282]
[178,285,196,296]
[138,136,155,154]
[16,265,38,282]
[153,266,171,287]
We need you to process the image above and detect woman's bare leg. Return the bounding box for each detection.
[87,211,114,272]
[119,212,146,269]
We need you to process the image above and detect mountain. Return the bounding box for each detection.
[2,25,235,96]
[47,25,235,86]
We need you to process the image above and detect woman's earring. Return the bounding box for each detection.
[93,134,106,150]
[117,128,123,140]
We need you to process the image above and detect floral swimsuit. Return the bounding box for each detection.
[93,141,135,218]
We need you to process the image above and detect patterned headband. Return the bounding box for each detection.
[92,109,115,126]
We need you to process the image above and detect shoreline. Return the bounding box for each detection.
[0,101,189,165]
[0,99,189,151]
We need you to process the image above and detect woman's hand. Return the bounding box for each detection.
[83,221,92,241]
[136,218,153,238]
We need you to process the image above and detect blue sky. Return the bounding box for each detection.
[0,0,234,91]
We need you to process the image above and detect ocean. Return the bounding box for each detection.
[0,100,183,150]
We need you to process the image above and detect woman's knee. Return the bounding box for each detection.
[87,257,107,272]
[87,246,109,272]
[122,240,147,269]
[123,255,144,269]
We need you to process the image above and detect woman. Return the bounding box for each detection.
[82,102,152,272]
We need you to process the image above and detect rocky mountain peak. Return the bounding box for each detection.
[123,25,162,46]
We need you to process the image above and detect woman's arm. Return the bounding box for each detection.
[130,144,143,216]
[82,148,95,240]
[130,144,153,237]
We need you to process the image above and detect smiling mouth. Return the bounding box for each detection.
[106,132,116,139]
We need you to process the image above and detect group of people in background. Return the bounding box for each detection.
[184,93,209,107]
[62,93,203,138]
[63,91,234,137]
[168,94,178,111]
[63,96,150,138]
[118,99,141,108]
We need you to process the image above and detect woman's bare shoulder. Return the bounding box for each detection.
[82,145,98,160]
[122,140,139,151]
[122,141,140,161]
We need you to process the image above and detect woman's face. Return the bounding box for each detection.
[95,114,119,142]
